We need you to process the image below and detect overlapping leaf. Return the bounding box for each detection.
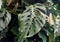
[0,9,11,31]
[38,30,47,42]
[54,15,60,37]
[0,9,11,39]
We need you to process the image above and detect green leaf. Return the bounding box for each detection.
[0,9,11,31]
[38,31,47,42]
[18,3,46,42]
[44,22,54,42]
[11,27,19,36]
[54,15,60,36]
[0,9,11,39]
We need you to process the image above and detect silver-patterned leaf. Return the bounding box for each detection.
[18,3,46,42]
[0,9,11,31]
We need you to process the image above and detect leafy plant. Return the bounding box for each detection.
[0,0,60,42]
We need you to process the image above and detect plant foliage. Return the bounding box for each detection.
[0,0,60,42]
